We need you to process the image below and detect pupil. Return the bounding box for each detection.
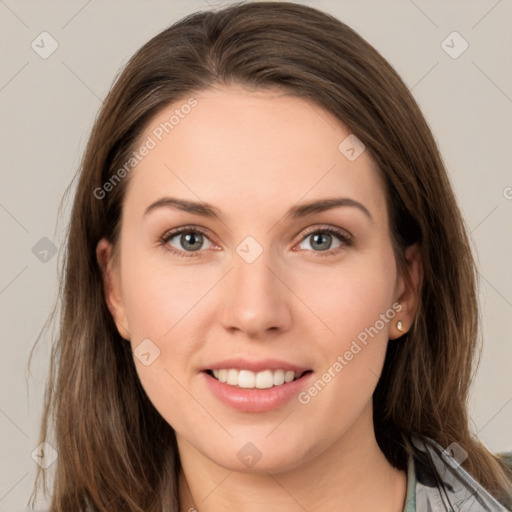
[313,233,331,250]
[182,232,202,251]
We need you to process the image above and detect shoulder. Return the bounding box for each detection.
[408,434,510,512]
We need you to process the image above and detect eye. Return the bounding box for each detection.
[160,226,215,257]
[297,226,352,255]
[159,225,352,259]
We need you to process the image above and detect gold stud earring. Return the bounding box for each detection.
[397,320,404,332]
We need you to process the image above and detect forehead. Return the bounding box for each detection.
[122,86,387,223]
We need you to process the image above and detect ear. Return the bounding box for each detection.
[96,238,131,340]
[389,243,423,340]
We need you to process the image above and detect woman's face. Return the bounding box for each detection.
[98,85,419,473]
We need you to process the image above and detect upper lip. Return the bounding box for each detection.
[202,358,311,373]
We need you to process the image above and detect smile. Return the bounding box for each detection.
[208,368,309,389]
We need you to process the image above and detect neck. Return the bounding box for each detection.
[177,405,407,512]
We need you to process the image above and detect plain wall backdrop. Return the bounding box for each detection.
[0,0,511,510]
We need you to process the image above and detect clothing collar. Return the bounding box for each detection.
[403,434,509,511]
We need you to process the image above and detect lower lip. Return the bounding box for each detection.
[202,371,313,413]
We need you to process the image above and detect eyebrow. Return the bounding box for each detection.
[144,196,372,222]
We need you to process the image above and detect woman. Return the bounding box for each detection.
[30,2,512,511]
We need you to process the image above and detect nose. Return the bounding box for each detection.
[218,246,292,339]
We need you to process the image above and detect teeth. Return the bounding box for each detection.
[284,370,295,383]
[273,369,285,386]
[238,370,255,388]
[209,368,305,389]
[226,368,238,386]
[255,370,273,389]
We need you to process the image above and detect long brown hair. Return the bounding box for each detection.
[29,2,512,510]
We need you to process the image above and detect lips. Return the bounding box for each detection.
[200,358,313,411]
[202,367,314,413]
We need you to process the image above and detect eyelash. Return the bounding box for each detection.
[159,225,353,259]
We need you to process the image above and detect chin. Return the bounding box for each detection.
[197,434,315,475]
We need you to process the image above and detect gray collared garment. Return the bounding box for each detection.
[401,434,511,511]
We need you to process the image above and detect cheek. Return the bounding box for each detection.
[119,249,210,429]
[121,243,214,343]
[295,244,397,406]
[303,244,397,348]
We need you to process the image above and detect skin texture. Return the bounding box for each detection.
[97,86,422,512]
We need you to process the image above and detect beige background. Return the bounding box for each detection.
[0,0,511,509]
